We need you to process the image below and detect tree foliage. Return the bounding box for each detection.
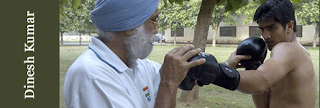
[296,0,319,25]
[295,0,319,47]
[60,0,84,10]
[158,0,200,32]
[162,0,304,101]
[158,0,238,31]
[163,0,267,12]
[236,0,260,24]
[60,0,95,35]
[236,0,317,25]
[211,4,238,28]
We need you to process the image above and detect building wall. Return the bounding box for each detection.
[297,25,319,45]
[165,28,194,43]
[164,24,319,45]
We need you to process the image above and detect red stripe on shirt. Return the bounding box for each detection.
[143,86,148,91]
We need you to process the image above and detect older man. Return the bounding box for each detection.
[63,0,205,108]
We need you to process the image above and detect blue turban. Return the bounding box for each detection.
[90,0,159,31]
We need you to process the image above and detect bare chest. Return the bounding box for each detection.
[269,67,316,107]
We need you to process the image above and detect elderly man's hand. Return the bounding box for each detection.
[159,45,206,86]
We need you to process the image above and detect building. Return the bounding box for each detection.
[164,21,319,46]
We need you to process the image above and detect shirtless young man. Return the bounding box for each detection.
[226,0,316,107]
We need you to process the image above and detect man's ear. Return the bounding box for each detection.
[124,28,135,36]
[286,20,294,33]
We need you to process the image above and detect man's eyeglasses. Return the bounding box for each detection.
[147,19,158,28]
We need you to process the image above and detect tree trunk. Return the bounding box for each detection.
[313,23,319,48]
[192,0,217,50]
[174,32,177,46]
[180,0,217,101]
[160,28,164,46]
[79,33,82,45]
[180,85,199,102]
[87,19,91,36]
[212,24,219,47]
[60,31,64,46]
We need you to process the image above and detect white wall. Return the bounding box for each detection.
[297,25,319,45]
[165,28,194,43]
[165,25,319,45]
[59,35,91,41]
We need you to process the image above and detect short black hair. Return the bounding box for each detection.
[254,0,297,32]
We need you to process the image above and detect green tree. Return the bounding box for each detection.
[296,0,319,47]
[162,0,256,101]
[73,0,95,45]
[191,0,252,52]
[159,0,238,47]
[158,0,200,46]
[211,4,239,47]
[60,0,95,45]
[60,0,83,10]
[60,0,76,45]
[236,0,260,25]
[163,0,302,101]
[159,3,182,46]
[237,0,319,47]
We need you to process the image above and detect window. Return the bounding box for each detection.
[296,25,302,37]
[249,26,261,37]
[220,26,236,37]
[171,28,184,37]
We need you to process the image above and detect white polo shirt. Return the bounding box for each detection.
[63,37,161,108]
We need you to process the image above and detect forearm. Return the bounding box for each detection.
[155,80,178,108]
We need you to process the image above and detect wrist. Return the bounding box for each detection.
[220,61,230,67]
[224,61,229,66]
[223,60,238,69]
[160,77,180,87]
[155,80,179,108]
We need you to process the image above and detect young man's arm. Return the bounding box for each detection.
[155,45,205,108]
[252,89,270,108]
[234,43,296,94]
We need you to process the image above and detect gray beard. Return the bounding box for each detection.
[124,25,155,68]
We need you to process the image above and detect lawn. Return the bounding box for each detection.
[60,45,319,108]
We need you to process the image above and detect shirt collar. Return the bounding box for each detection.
[88,36,129,73]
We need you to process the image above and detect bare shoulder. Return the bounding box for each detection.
[270,42,295,60]
[271,42,311,66]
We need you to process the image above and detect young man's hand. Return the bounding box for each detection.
[225,51,251,69]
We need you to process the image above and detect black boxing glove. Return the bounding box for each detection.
[236,37,267,70]
[179,52,240,91]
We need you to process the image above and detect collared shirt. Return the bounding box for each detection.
[63,37,161,108]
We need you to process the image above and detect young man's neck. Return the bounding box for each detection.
[287,33,296,42]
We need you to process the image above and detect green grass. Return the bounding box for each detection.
[60,45,319,108]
